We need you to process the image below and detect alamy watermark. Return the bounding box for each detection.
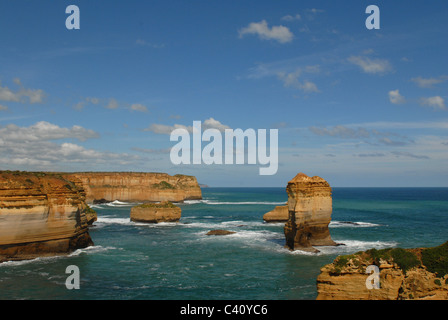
[365,265,380,289]
[65,265,80,290]
[169,121,278,175]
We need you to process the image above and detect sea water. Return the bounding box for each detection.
[0,187,447,300]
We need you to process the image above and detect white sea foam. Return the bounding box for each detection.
[95,216,179,228]
[0,245,116,267]
[105,200,139,207]
[330,221,382,228]
[69,245,116,257]
[183,199,286,205]
[283,239,398,256]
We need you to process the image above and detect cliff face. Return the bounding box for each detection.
[284,173,336,252]
[0,171,94,262]
[317,242,448,300]
[64,172,202,203]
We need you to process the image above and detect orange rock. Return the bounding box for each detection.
[130,201,181,223]
[263,205,288,222]
[0,171,93,262]
[284,173,336,252]
[64,172,202,203]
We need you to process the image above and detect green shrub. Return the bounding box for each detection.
[152,181,175,189]
[421,242,448,277]
[136,201,177,209]
[366,247,420,273]
[390,248,420,273]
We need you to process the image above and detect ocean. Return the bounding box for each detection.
[0,187,447,300]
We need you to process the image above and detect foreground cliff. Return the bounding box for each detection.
[64,172,202,203]
[284,173,337,252]
[317,242,448,300]
[0,171,94,263]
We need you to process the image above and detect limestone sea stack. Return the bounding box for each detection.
[130,201,181,223]
[316,242,448,300]
[64,172,202,203]
[263,205,288,222]
[0,171,94,263]
[284,173,337,252]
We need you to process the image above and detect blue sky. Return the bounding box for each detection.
[0,0,447,187]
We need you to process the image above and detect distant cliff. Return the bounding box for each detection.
[63,172,202,203]
[0,171,94,263]
[284,173,337,252]
[317,242,448,300]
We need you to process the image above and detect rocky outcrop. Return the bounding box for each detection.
[0,171,94,263]
[64,172,202,204]
[284,173,336,252]
[206,230,236,236]
[263,205,288,222]
[316,242,448,300]
[130,201,181,223]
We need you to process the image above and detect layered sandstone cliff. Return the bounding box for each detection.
[317,242,448,300]
[284,173,336,252]
[64,172,202,204]
[130,201,181,223]
[0,171,94,262]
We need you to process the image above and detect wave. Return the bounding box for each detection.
[105,200,139,207]
[95,216,180,228]
[90,200,139,208]
[183,199,286,206]
[330,221,382,228]
[69,245,116,256]
[284,239,398,256]
[0,245,115,267]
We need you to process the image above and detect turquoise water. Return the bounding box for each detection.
[0,187,447,300]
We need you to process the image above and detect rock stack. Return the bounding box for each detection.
[283,173,337,252]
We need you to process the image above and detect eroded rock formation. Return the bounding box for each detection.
[64,172,202,203]
[263,205,288,222]
[0,171,94,262]
[316,242,448,300]
[130,201,181,223]
[284,173,336,252]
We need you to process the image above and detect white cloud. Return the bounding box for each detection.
[144,123,192,135]
[411,76,448,88]
[348,55,392,74]
[202,117,231,131]
[130,103,148,112]
[0,79,45,104]
[0,121,138,171]
[0,104,8,111]
[309,125,412,146]
[144,118,230,135]
[238,20,294,43]
[106,98,119,109]
[277,69,319,93]
[0,121,99,142]
[389,89,406,104]
[281,13,301,21]
[419,96,446,110]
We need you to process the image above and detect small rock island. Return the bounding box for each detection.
[130,201,182,223]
